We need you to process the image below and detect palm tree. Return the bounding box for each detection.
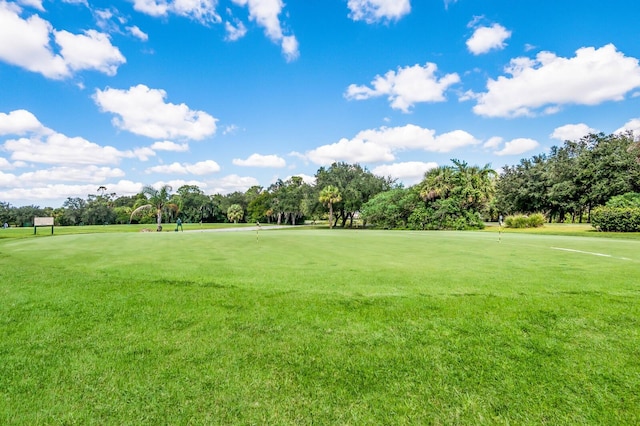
[130,184,178,231]
[227,204,244,224]
[319,185,342,229]
[419,166,454,201]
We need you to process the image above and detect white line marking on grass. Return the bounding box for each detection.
[551,247,631,260]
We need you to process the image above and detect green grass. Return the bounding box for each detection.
[0,222,255,239]
[1,228,639,424]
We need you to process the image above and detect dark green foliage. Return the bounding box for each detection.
[504,213,545,228]
[497,132,640,223]
[605,192,640,208]
[361,188,420,229]
[316,162,393,227]
[591,207,640,232]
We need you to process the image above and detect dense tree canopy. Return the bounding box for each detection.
[2,133,639,230]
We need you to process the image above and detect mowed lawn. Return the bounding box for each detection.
[1,228,639,424]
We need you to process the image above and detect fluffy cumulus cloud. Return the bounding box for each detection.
[466,23,511,55]
[372,161,437,185]
[0,109,48,135]
[305,124,479,165]
[4,133,137,165]
[54,29,125,75]
[306,138,394,166]
[232,0,299,61]
[0,109,152,169]
[493,138,540,156]
[131,0,221,24]
[207,174,260,194]
[354,124,479,152]
[550,123,598,141]
[0,180,144,206]
[345,63,460,112]
[150,140,190,151]
[93,84,218,140]
[0,2,125,79]
[615,118,640,136]
[232,153,286,167]
[472,44,640,117]
[17,165,125,184]
[347,0,411,23]
[146,160,221,175]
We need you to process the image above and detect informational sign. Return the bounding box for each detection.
[34,216,55,235]
[34,217,54,226]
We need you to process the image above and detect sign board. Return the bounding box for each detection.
[34,217,54,226]
[34,216,54,235]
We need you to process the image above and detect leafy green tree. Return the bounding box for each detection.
[14,205,46,227]
[227,204,244,223]
[361,187,420,229]
[318,185,342,228]
[130,185,178,231]
[247,190,272,223]
[0,201,15,226]
[316,162,392,227]
[60,197,86,225]
[83,194,116,225]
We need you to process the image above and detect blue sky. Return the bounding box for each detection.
[1,0,639,207]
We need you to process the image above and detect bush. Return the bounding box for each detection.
[606,192,640,208]
[504,213,545,228]
[591,207,640,232]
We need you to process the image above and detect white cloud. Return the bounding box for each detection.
[0,157,13,170]
[54,29,125,75]
[132,0,221,24]
[225,19,247,41]
[232,153,286,167]
[93,84,218,140]
[550,123,598,141]
[17,165,125,185]
[17,0,44,11]
[151,140,190,151]
[354,124,479,152]
[466,23,511,55]
[306,138,395,166]
[0,109,48,136]
[207,174,260,194]
[0,2,125,79]
[305,124,479,166]
[127,25,149,41]
[146,160,221,175]
[0,180,144,206]
[473,44,640,117]
[345,63,460,112]
[347,0,411,23]
[494,138,540,156]
[615,118,640,136]
[372,161,437,185]
[4,133,135,166]
[232,0,299,61]
[483,136,503,149]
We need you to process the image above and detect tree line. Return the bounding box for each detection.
[1,132,638,230]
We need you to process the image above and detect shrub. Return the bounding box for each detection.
[591,206,640,232]
[504,213,545,228]
[606,192,640,208]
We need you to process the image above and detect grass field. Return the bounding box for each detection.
[1,226,639,424]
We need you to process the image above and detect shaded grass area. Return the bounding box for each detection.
[1,230,639,424]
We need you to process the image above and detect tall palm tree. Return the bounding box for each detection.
[319,185,342,229]
[130,184,178,231]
